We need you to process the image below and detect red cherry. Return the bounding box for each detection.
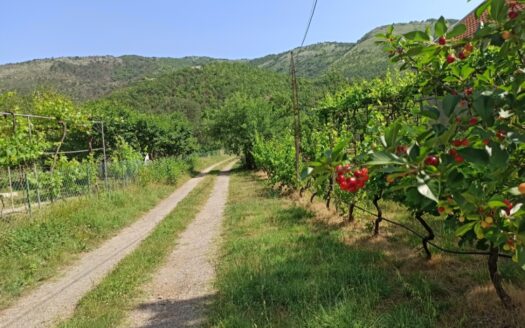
[458,51,467,60]
[356,179,365,189]
[452,139,463,147]
[449,149,458,156]
[438,36,446,45]
[464,43,474,52]
[454,155,465,164]
[461,139,470,147]
[497,130,506,140]
[425,155,439,166]
[464,87,473,96]
[447,54,456,64]
[347,177,358,192]
[469,117,478,126]
[360,167,368,176]
[336,165,343,172]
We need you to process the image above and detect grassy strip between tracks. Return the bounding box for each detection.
[57,170,220,328]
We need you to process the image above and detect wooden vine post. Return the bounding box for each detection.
[290,51,301,182]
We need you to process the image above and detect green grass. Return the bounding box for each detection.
[208,171,524,328]
[57,170,220,328]
[0,154,226,310]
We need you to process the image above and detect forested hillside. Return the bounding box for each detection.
[249,42,355,77]
[331,19,458,80]
[0,55,220,101]
[0,20,455,102]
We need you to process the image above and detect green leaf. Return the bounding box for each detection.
[489,144,509,170]
[368,152,405,166]
[404,31,431,42]
[487,200,508,208]
[491,0,508,23]
[456,221,476,237]
[442,95,461,117]
[421,105,440,120]
[384,120,401,148]
[475,1,491,18]
[417,183,439,203]
[332,138,349,157]
[435,16,447,38]
[308,161,323,167]
[460,65,476,80]
[447,24,467,38]
[473,93,495,124]
[457,148,490,165]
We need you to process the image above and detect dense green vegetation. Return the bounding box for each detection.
[249,0,525,314]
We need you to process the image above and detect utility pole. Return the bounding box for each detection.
[290,51,301,180]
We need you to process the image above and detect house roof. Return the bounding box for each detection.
[456,0,524,39]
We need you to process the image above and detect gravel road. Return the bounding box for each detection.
[126,161,236,328]
[0,159,231,328]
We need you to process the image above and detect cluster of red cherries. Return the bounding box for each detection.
[335,164,369,193]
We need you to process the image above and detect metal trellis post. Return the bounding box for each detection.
[24,172,32,216]
[7,166,14,211]
[101,122,109,189]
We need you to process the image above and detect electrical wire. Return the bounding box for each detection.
[300,0,319,48]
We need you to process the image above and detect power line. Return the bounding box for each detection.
[300,0,318,48]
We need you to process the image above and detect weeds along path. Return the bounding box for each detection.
[0,159,233,328]
[126,161,237,328]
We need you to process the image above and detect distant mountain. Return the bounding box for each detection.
[331,19,458,80]
[0,55,221,101]
[0,19,459,101]
[248,42,355,78]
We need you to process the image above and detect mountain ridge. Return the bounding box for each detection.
[0,19,457,102]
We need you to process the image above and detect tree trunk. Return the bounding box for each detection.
[347,202,355,223]
[373,194,383,235]
[488,245,513,308]
[415,211,435,260]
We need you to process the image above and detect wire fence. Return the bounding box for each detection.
[0,149,224,217]
[0,159,145,217]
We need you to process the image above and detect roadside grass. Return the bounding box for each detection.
[0,154,226,310]
[57,166,227,328]
[208,171,525,328]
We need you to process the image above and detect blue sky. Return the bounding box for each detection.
[1,1,483,64]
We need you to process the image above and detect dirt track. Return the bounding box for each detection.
[126,161,236,328]
[0,159,231,328]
